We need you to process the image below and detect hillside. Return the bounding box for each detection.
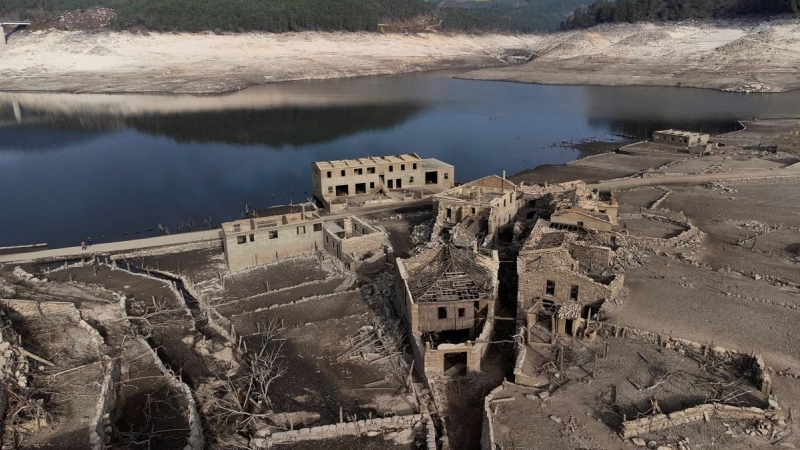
[2,0,593,33]
[461,18,800,92]
[561,0,798,29]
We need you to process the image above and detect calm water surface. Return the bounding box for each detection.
[2,71,800,248]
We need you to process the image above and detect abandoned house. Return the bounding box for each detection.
[221,203,324,272]
[547,181,619,232]
[653,129,710,147]
[517,220,623,343]
[432,175,521,247]
[322,216,388,271]
[311,153,455,211]
[395,244,499,377]
[778,128,800,156]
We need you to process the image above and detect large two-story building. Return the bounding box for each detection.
[311,153,454,211]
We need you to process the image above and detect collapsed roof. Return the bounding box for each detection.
[407,245,494,303]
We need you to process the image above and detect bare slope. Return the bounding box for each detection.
[463,19,800,92]
[0,30,541,94]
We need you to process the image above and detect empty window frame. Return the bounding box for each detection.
[413,163,417,170]
[328,186,334,194]
[367,167,376,174]
[389,165,394,172]
[249,234,254,242]
[401,164,406,171]
[546,280,555,296]
[340,170,346,177]
[438,307,447,319]
[297,226,306,234]
[233,224,241,232]
[327,171,332,178]
[236,235,247,244]
[458,308,465,318]
[354,168,363,175]
[409,176,414,183]
[370,182,375,189]
[269,230,278,239]
[570,285,579,301]
[314,223,322,232]
[444,173,449,180]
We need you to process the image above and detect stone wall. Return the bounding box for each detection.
[517,266,621,310]
[252,413,437,449]
[620,403,785,439]
[223,219,324,272]
[323,217,387,270]
[90,358,120,450]
[140,337,204,450]
[480,384,506,450]
[597,323,773,403]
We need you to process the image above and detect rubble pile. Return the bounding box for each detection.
[0,318,29,389]
[411,221,434,247]
[703,182,737,193]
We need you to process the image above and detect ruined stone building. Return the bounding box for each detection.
[778,128,800,155]
[322,216,388,271]
[517,220,623,342]
[395,244,499,377]
[222,203,324,272]
[432,175,521,247]
[311,153,455,211]
[546,181,619,232]
[653,129,710,147]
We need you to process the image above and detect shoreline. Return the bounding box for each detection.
[2,18,799,95]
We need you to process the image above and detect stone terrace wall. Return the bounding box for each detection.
[139,337,204,450]
[252,413,437,449]
[90,358,120,450]
[620,403,786,439]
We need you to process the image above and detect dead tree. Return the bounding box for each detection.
[199,319,287,448]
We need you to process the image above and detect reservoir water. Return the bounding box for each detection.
[2,71,800,248]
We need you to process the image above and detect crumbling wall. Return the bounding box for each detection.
[90,358,120,450]
[566,241,614,271]
[253,413,437,449]
[481,384,507,450]
[517,266,620,310]
[620,403,785,439]
[140,337,204,450]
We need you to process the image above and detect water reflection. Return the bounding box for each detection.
[1,74,799,248]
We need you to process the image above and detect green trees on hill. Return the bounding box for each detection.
[561,0,798,29]
[441,0,595,32]
[112,0,430,32]
[0,0,624,33]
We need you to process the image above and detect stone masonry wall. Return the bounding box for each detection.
[252,413,437,449]
[140,337,204,450]
[620,403,785,439]
[90,358,120,450]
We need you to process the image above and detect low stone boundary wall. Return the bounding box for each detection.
[620,403,785,439]
[480,384,505,450]
[90,358,120,450]
[598,323,772,397]
[140,337,204,450]
[252,413,436,449]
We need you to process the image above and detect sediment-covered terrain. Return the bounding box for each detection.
[463,18,800,93]
[3,18,800,94]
